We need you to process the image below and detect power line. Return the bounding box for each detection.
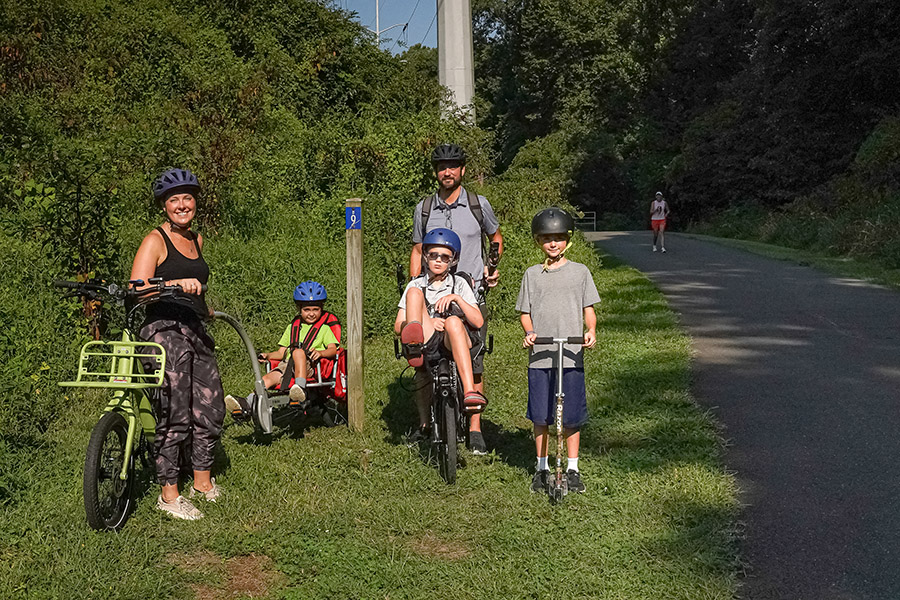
[388,0,420,53]
[421,10,437,46]
[388,23,408,54]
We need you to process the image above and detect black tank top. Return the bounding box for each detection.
[145,226,210,322]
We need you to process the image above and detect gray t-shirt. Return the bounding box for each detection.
[412,188,500,289]
[516,261,601,369]
[399,273,479,319]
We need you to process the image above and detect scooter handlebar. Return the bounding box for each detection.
[533,336,586,345]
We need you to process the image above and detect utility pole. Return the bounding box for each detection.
[437,0,475,120]
[369,0,405,46]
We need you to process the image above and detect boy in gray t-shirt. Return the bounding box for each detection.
[516,208,600,494]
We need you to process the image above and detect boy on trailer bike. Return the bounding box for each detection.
[409,143,503,454]
[224,281,339,417]
[517,208,600,494]
[397,228,487,443]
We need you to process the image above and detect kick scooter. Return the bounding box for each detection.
[533,336,585,504]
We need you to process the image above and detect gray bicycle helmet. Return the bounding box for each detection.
[531,207,575,238]
[430,143,466,166]
[152,168,200,203]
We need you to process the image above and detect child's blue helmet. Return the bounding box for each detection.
[422,228,461,258]
[293,281,327,302]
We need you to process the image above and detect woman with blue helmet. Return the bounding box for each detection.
[395,228,488,442]
[130,167,224,521]
[224,280,339,417]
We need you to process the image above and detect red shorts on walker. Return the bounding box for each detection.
[651,219,666,232]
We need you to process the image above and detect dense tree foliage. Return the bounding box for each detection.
[474,0,900,229]
[0,0,491,437]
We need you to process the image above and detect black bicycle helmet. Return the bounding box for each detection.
[531,207,575,238]
[430,143,466,166]
[152,168,200,203]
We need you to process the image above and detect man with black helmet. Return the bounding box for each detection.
[517,207,599,494]
[409,143,503,455]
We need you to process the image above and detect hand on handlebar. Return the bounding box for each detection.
[433,294,459,314]
[171,278,204,295]
[483,266,500,288]
[523,332,537,348]
[583,330,596,348]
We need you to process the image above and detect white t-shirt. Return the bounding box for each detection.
[651,199,669,221]
[398,273,479,319]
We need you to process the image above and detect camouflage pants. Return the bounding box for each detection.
[141,318,224,486]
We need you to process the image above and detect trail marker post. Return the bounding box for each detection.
[345,198,364,431]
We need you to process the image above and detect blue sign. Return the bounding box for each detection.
[345,206,361,230]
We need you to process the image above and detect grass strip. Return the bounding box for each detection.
[0,252,738,600]
[683,233,900,290]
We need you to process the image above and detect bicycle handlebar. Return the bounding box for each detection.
[53,279,207,301]
[533,336,586,345]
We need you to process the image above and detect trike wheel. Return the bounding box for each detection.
[436,398,458,484]
[84,411,135,531]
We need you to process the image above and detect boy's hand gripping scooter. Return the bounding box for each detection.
[534,335,585,503]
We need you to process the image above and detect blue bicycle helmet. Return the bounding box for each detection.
[293,281,327,302]
[422,228,462,258]
[152,168,200,202]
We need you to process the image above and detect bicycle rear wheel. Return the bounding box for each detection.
[436,398,458,484]
[84,411,135,531]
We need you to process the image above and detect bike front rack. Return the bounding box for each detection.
[59,341,166,389]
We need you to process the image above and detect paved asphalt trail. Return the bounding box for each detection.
[587,232,900,600]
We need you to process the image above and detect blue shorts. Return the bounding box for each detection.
[527,368,588,429]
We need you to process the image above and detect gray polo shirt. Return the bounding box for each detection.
[412,188,500,289]
[516,260,601,369]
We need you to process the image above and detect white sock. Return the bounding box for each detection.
[567,457,579,472]
[537,456,549,471]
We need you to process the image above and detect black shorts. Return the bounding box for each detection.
[424,326,480,369]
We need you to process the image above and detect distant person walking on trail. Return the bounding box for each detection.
[409,143,503,455]
[650,191,670,253]
[130,168,224,521]
[518,207,599,494]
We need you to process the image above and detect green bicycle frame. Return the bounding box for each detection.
[60,329,165,481]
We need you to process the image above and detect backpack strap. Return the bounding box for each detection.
[462,187,487,265]
[419,192,437,241]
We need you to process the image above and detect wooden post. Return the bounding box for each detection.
[345,198,364,431]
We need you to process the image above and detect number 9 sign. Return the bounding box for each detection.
[345,206,361,230]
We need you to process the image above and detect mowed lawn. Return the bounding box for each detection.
[0,248,738,599]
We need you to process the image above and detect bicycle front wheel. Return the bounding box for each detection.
[437,398,458,484]
[84,411,135,531]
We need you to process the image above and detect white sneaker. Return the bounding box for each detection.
[189,477,221,502]
[157,495,203,520]
[224,394,242,415]
[289,383,307,403]
[661,247,666,253]
[652,246,658,252]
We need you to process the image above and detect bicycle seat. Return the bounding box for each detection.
[435,357,453,386]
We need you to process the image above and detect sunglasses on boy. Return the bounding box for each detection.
[425,251,454,263]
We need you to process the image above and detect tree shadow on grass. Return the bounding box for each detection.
[0,433,51,510]
[380,370,420,445]
[481,420,536,472]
